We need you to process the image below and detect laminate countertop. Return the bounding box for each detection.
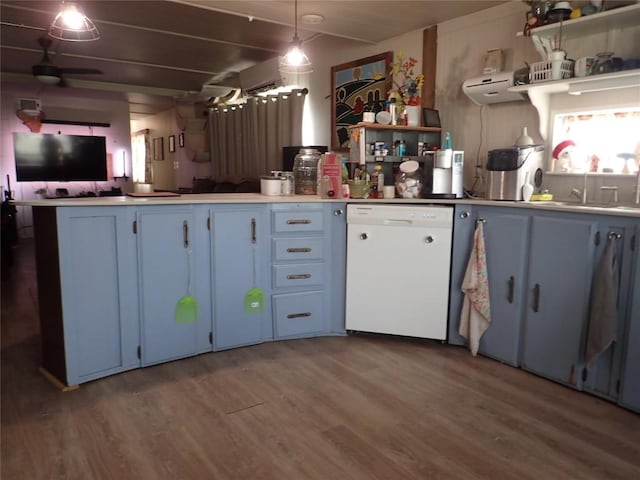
[13,193,640,217]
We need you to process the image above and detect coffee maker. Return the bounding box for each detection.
[422,150,464,198]
[485,146,544,200]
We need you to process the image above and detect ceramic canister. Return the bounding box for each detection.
[260,176,283,195]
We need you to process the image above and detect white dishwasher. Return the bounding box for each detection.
[345,204,453,340]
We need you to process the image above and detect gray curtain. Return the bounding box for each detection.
[208,89,306,178]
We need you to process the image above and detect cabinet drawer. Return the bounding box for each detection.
[273,291,325,337]
[273,237,324,262]
[273,263,324,288]
[272,210,324,233]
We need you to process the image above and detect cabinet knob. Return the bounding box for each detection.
[360,233,368,240]
[459,211,470,219]
[334,209,344,216]
[425,235,434,244]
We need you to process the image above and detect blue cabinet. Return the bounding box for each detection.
[619,225,640,413]
[521,215,598,388]
[582,217,638,402]
[475,208,530,366]
[448,206,476,346]
[269,203,346,339]
[448,206,529,366]
[136,206,211,365]
[53,207,140,386]
[211,205,270,350]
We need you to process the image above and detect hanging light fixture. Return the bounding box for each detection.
[279,0,312,74]
[49,2,100,41]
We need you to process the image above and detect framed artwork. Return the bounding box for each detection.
[168,135,176,153]
[178,132,185,148]
[153,137,164,161]
[330,51,393,149]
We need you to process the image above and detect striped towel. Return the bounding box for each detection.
[459,221,492,356]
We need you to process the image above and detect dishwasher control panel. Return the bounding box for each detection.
[346,204,453,228]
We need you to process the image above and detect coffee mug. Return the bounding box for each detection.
[575,56,595,77]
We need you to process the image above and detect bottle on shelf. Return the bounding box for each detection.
[444,131,453,150]
[388,97,397,126]
[370,164,383,198]
[362,102,375,123]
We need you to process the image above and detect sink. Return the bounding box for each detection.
[530,201,640,213]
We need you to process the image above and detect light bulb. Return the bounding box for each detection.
[61,6,84,30]
[284,46,305,66]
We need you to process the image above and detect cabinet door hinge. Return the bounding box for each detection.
[209,332,213,345]
[137,345,141,359]
[581,367,588,382]
[133,220,137,234]
[594,231,600,246]
[207,216,211,231]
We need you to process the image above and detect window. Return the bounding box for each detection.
[550,108,640,174]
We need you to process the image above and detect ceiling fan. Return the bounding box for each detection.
[32,37,103,86]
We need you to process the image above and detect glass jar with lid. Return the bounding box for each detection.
[395,160,423,198]
[293,148,320,195]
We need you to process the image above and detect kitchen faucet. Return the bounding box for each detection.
[569,171,588,204]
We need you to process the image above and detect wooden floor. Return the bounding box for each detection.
[2,240,639,480]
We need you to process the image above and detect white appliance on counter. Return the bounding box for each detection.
[345,204,453,340]
[462,71,525,105]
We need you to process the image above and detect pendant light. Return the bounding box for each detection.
[279,0,312,74]
[49,2,100,42]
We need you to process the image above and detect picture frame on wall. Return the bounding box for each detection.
[178,132,184,148]
[330,51,393,150]
[168,135,176,153]
[153,137,164,161]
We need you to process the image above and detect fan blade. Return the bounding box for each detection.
[59,67,103,75]
[32,64,60,77]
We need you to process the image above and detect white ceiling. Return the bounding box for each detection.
[0,0,508,118]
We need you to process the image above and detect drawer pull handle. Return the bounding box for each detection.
[507,276,515,304]
[287,273,311,280]
[532,283,540,313]
[286,219,311,225]
[287,312,311,319]
[287,247,312,253]
[183,220,189,248]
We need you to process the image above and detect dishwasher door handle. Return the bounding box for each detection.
[360,232,368,240]
[424,235,434,244]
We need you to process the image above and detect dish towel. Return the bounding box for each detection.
[585,237,618,367]
[459,221,492,356]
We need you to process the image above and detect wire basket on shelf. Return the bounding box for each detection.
[530,59,574,83]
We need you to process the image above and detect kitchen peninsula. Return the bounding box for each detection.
[18,194,640,414]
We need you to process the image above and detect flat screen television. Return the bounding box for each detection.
[13,132,108,182]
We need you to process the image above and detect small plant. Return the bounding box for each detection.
[389,52,424,107]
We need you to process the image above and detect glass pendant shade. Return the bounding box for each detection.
[279,37,313,74]
[49,3,100,41]
[278,0,312,74]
